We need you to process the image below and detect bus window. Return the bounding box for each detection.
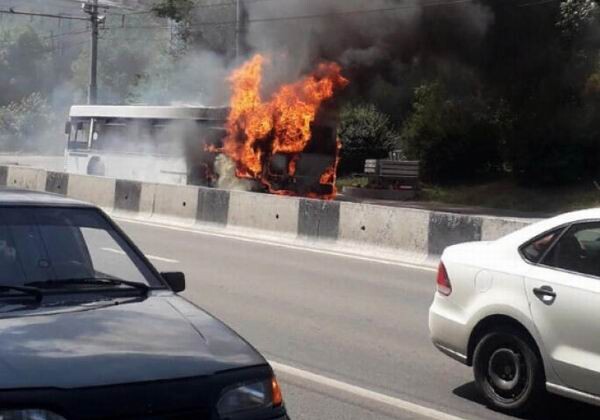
[100,121,128,152]
[68,121,90,150]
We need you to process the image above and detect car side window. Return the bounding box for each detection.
[521,229,562,263]
[541,222,600,277]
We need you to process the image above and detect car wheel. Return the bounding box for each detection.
[473,327,544,414]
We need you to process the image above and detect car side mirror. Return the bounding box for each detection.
[161,272,185,293]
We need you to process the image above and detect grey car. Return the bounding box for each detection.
[0,189,288,420]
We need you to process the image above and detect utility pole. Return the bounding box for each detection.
[83,0,99,105]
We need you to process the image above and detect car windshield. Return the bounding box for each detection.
[0,207,162,289]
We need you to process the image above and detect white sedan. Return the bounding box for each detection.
[429,208,600,414]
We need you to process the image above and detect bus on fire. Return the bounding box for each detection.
[64,104,339,196]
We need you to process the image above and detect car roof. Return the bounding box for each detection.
[498,207,600,246]
[0,188,96,208]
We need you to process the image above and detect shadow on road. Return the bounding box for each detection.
[453,382,600,419]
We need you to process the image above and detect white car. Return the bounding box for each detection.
[429,208,600,414]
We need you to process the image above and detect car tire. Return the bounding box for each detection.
[473,327,545,415]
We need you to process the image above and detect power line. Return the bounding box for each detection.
[103,0,476,31]
[48,0,142,11]
[0,26,89,45]
[518,0,559,7]
[0,8,89,21]
[244,0,477,24]
[44,28,91,40]
[144,0,456,31]
[116,0,314,17]
[0,35,89,52]
[101,0,561,32]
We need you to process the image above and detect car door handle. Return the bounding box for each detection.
[533,286,557,304]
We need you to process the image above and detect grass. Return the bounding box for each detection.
[336,176,369,189]
[337,176,600,214]
[419,181,600,214]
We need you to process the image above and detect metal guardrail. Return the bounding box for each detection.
[364,159,420,189]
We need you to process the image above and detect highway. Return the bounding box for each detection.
[115,217,600,420]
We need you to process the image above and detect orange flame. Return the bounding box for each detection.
[221,54,348,199]
[320,138,342,186]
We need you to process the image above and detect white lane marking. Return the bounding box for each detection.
[101,247,179,264]
[270,361,467,420]
[113,217,437,273]
[102,247,126,256]
[145,255,180,264]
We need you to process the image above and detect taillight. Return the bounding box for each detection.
[436,262,452,296]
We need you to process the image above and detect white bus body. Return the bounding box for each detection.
[65,105,228,185]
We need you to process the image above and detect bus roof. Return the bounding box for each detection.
[69,105,230,121]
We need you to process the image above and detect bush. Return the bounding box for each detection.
[400,83,502,184]
[338,103,400,174]
[507,103,600,186]
[0,93,59,153]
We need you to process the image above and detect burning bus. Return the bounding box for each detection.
[216,54,348,199]
[64,54,348,199]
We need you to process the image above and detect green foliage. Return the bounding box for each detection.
[557,0,598,37]
[0,93,58,153]
[0,27,50,106]
[394,0,600,186]
[152,0,195,23]
[400,83,502,184]
[338,103,401,174]
[70,21,171,104]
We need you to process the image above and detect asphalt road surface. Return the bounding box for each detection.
[115,217,600,420]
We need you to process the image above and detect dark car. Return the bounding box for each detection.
[0,189,288,420]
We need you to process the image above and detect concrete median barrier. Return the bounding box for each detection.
[298,199,340,241]
[428,212,483,257]
[138,183,157,218]
[338,202,430,261]
[6,166,47,191]
[114,180,142,214]
[197,188,230,226]
[66,174,116,212]
[151,184,199,224]
[0,166,8,186]
[45,171,69,195]
[481,216,534,241]
[228,191,300,238]
[0,165,541,266]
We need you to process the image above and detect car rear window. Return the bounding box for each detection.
[541,222,600,277]
[521,229,563,263]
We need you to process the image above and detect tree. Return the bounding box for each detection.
[338,103,400,174]
[0,27,50,106]
[152,0,196,53]
[0,93,58,153]
[557,0,598,37]
[401,82,502,184]
[152,0,195,23]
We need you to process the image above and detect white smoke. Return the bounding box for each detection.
[214,154,255,191]
[131,49,233,106]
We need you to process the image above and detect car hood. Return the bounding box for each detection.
[0,294,266,389]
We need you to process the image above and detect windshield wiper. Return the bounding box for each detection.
[25,277,149,293]
[0,285,43,303]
